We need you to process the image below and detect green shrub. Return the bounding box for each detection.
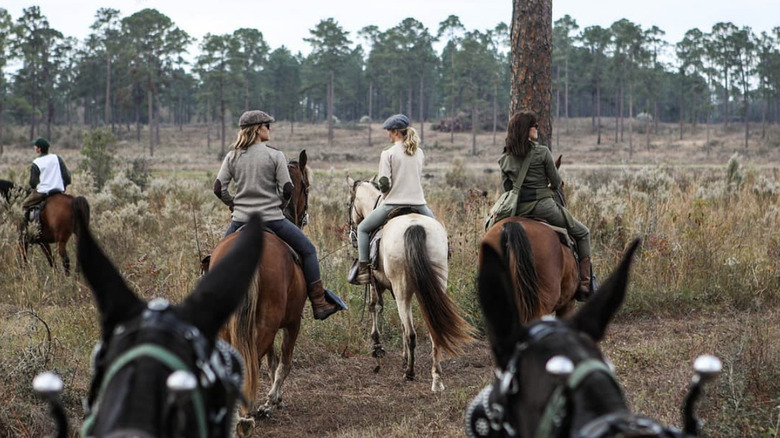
[81,128,117,190]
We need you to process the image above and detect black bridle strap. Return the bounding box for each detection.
[535,359,615,438]
[81,343,208,438]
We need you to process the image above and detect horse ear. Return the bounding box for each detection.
[298,150,307,169]
[555,154,562,169]
[346,176,355,193]
[570,239,641,342]
[369,175,377,183]
[478,243,526,369]
[76,210,144,339]
[179,215,265,339]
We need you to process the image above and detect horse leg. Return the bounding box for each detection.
[57,241,70,276]
[370,284,386,370]
[251,329,280,419]
[264,321,300,413]
[265,345,279,382]
[41,243,55,268]
[395,289,416,381]
[429,334,444,392]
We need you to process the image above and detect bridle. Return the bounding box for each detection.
[347,180,381,249]
[466,318,689,438]
[286,160,309,228]
[82,298,245,438]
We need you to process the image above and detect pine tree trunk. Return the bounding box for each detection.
[328,71,334,146]
[105,54,111,126]
[510,0,553,146]
[492,82,498,145]
[368,81,373,146]
[419,75,424,144]
[596,78,602,145]
[564,57,569,134]
[148,76,154,156]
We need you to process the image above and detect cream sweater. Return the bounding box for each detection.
[378,141,427,205]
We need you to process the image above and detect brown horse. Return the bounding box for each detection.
[207,150,311,428]
[21,193,90,275]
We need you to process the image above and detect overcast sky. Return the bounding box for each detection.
[4,0,779,56]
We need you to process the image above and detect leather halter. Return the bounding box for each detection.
[82,299,245,438]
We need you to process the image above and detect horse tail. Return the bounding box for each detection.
[227,268,261,407]
[501,221,540,323]
[72,196,90,235]
[404,224,474,356]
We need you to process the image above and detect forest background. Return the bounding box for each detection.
[1,4,780,438]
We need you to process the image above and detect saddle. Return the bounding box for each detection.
[368,207,418,268]
[200,226,301,276]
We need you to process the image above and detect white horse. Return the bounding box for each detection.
[346,177,473,391]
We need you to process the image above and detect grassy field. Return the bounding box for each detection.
[1,119,779,437]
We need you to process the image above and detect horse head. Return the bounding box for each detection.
[49,208,266,438]
[345,176,382,248]
[469,239,720,438]
[284,150,311,228]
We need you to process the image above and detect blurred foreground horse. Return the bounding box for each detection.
[35,204,265,437]
[347,177,474,391]
[468,239,721,438]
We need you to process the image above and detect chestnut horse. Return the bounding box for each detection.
[21,193,90,275]
[479,156,579,322]
[207,150,311,427]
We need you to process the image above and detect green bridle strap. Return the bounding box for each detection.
[535,359,616,438]
[80,344,208,438]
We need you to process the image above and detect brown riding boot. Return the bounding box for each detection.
[308,281,340,320]
[348,261,371,285]
[576,257,592,301]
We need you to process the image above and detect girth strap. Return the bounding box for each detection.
[81,344,208,438]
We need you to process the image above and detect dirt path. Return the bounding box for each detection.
[244,340,494,438]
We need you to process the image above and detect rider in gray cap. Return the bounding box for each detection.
[381,114,410,130]
[239,110,275,128]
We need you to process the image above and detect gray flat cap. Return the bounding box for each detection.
[382,114,410,130]
[239,110,275,128]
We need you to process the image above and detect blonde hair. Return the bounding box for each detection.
[397,127,420,155]
[230,125,261,162]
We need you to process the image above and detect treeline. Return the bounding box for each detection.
[0,6,778,155]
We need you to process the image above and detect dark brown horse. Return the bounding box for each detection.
[207,150,311,429]
[21,193,90,275]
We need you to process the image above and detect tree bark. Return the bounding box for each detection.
[596,77,602,145]
[148,76,154,156]
[419,75,425,144]
[510,0,553,147]
[105,53,111,126]
[368,81,373,146]
[328,71,334,146]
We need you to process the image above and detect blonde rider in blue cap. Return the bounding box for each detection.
[350,114,435,285]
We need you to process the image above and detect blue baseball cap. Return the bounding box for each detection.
[382,114,410,130]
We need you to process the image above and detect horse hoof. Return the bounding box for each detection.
[254,405,273,419]
[404,373,415,381]
[373,365,381,373]
[237,417,255,437]
[431,380,445,392]
[371,345,386,359]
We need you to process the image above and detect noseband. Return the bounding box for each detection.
[82,299,245,438]
[467,319,684,438]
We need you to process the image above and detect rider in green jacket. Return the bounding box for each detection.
[499,112,593,300]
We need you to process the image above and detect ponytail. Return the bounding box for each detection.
[400,127,420,156]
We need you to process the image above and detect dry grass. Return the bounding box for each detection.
[1,119,780,437]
